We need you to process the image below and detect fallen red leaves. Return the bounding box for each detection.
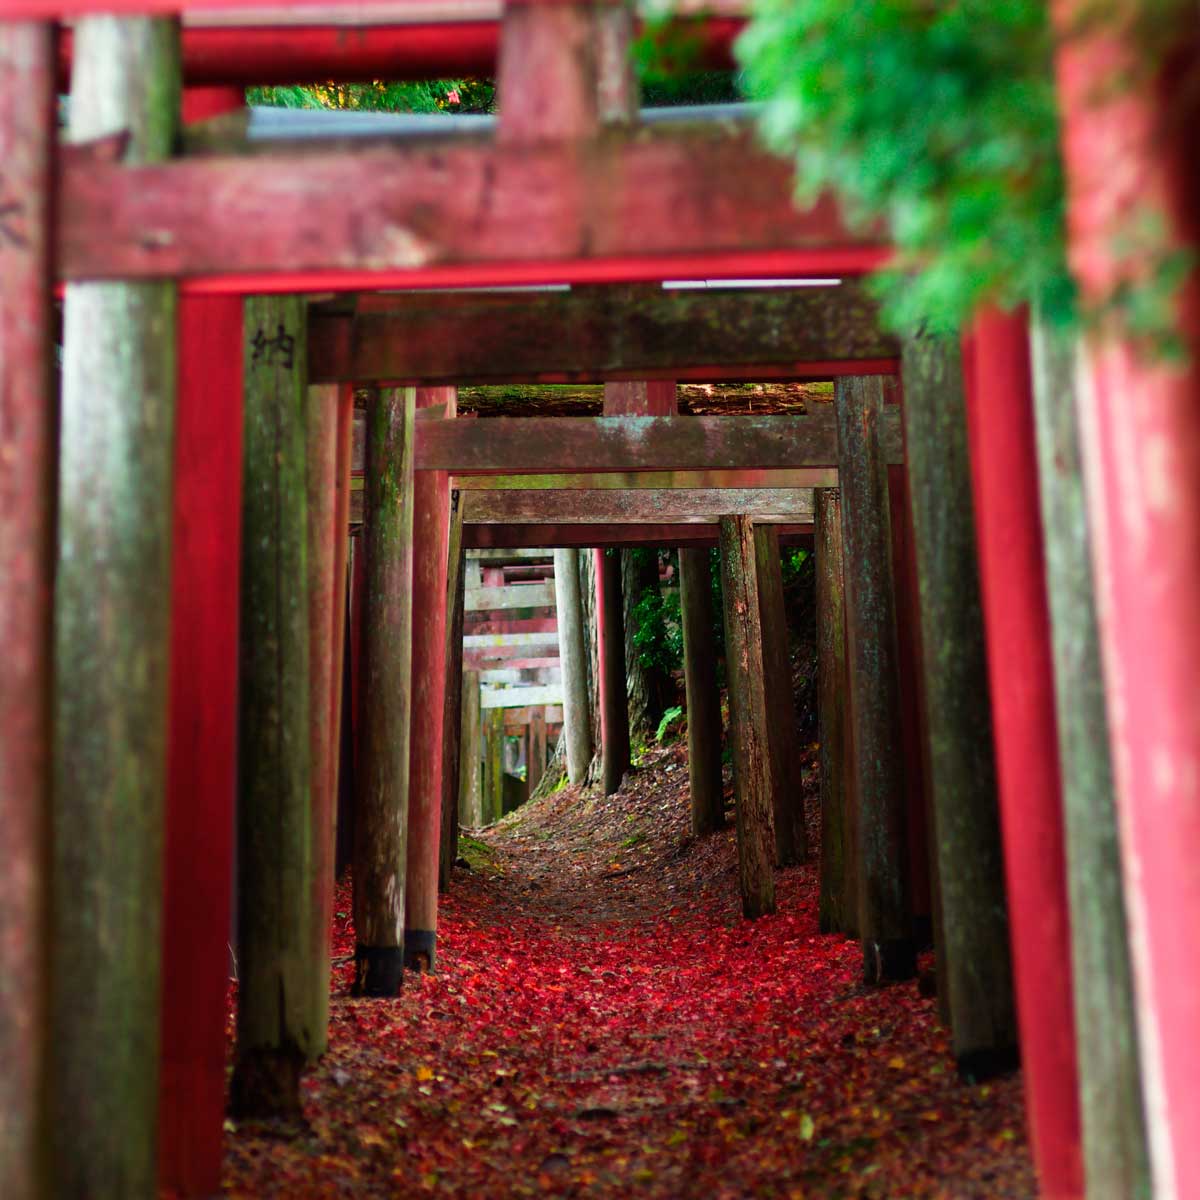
[223,742,1035,1198]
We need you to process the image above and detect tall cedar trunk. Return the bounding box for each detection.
[718,516,777,919]
[622,549,672,740]
[305,383,339,1061]
[53,19,180,1193]
[231,293,314,1116]
[0,24,54,1200]
[405,389,456,973]
[900,334,1017,1071]
[553,548,593,783]
[679,547,724,835]
[1030,319,1151,1197]
[598,549,631,794]
[835,376,915,985]
[815,490,851,933]
[439,493,466,892]
[755,525,807,865]
[353,387,415,998]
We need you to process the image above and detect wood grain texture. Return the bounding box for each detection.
[458,670,483,827]
[679,547,724,836]
[596,548,630,795]
[455,469,836,491]
[232,294,314,1117]
[466,582,556,610]
[0,23,54,1200]
[53,18,180,1193]
[353,387,415,996]
[420,412,900,475]
[439,492,466,894]
[59,117,879,282]
[1029,318,1150,1197]
[718,515,776,919]
[901,334,1016,1069]
[465,521,814,549]
[309,283,894,384]
[552,548,593,784]
[835,375,914,985]
[464,488,814,524]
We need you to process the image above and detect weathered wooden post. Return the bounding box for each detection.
[0,22,54,1200]
[485,706,506,822]
[1054,13,1200,1195]
[1030,320,1150,1198]
[159,79,246,1200]
[900,334,1017,1073]
[459,671,483,827]
[329,384,354,811]
[354,387,415,997]
[678,547,724,836]
[962,310,1082,1197]
[527,708,548,794]
[815,489,853,934]
[405,388,457,973]
[553,547,593,783]
[718,515,777,920]
[439,492,466,892]
[834,375,915,984]
[596,547,631,794]
[755,524,807,865]
[231,293,314,1117]
[305,381,340,1058]
[54,18,180,1193]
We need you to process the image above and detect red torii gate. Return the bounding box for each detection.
[13,2,1196,1198]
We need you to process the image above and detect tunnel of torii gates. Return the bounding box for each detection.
[0,3,1197,1200]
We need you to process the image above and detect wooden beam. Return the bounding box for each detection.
[463,488,814,525]
[499,705,564,729]
[479,668,561,686]
[480,685,564,710]
[0,23,55,1200]
[455,469,837,491]
[309,283,895,384]
[59,117,884,285]
[465,582,556,611]
[421,412,900,475]
[465,521,815,549]
[464,631,559,651]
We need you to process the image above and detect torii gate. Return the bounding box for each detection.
[10,3,1199,1200]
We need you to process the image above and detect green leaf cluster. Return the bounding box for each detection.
[736,0,1074,334]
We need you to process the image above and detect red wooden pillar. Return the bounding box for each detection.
[0,24,55,1200]
[159,86,243,1198]
[404,387,456,972]
[1054,14,1200,1195]
[962,310,1082,1199]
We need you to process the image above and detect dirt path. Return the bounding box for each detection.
[223,744,1036,1198]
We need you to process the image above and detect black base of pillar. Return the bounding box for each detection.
[403,928,437,973]
[956,1045,1021,1083]
[353,943,403,997]
[862,937,918,986]
[230,1045,306,1120]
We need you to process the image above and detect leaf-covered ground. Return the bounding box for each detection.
[223,742,1036,1198]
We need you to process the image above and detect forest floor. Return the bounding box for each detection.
[223,741,1036,1198]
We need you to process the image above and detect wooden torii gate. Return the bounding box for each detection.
[15,3,1198,1199]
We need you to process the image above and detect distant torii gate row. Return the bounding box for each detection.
[2,3,1193,1200]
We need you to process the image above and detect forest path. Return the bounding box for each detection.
[223,744,1035,1199]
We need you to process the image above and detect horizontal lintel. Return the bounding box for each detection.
[462,488,814,525]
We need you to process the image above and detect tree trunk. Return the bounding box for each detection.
[439,492,466,893]
[353,387,415,998]
[405,388,456,974]
[459,670,483,826]
[0,23,54,1200]
[679,547,724,836]
[553,547,593,783]
[231,293,314,1116]
[815,490,852,934]
[305,383,339,1061]
[755,524,807,865]
[835,375,915,985]
[597,548,630,794]
[1030,318,1151,1198]
[53,19,180,1192]
[901,333,1017,1071]
[718,515,777,920]
[622,549,672,739]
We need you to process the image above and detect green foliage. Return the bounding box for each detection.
[737,0,1073,335]
[780,547,809,590]
[247,77,494,115]
[655,705,685,743]
[629,549,683,676]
